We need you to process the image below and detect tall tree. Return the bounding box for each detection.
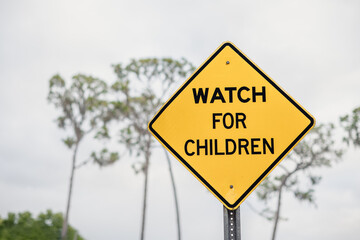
[111,58,194,240]
[48,74,119,240]
[254,123,343,240]
[0,210,84,240]
[340,106,360,148]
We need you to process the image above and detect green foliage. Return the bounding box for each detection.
[90,148,119,167]
[0,210,84,240]
[62,137,76,149]
[48,73,120,164]
[48,74,111,144]
[256,123,343,220]
[111,58,195,165]
[340,106,360,147]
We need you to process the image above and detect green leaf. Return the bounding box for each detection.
[62,137,75,149]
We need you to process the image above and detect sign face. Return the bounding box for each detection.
[148,42,315,210]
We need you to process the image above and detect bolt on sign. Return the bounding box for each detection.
[148,42,315,210]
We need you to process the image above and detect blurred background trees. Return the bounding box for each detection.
[255,123,343,240]
[48,74,120,239]
[110,58,194,240]
[46,58,195,240]
[42,61,358,240]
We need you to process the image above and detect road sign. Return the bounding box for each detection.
[148,42,315,210]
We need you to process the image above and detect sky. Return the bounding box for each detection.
[0,0,359,239]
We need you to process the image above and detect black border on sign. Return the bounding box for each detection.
[148,42,315,209]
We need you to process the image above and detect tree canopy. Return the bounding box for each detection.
[340,106,360,148]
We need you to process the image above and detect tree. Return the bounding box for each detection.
[48,74,119,240]
[340,106,360,148]
[254,123,343,240]
[111,58,195,240]
[0,210,84,240]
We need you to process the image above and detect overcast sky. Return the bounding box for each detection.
[0,0,359,239]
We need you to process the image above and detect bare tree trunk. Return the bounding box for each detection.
[163,149,181,240]
[140,152,150,240]
[271,184,284,240]
[61,142,79,240]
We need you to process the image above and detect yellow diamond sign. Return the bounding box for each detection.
[148,42,315,210]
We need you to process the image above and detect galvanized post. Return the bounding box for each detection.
[224,206,241,240]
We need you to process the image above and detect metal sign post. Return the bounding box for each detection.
[224,206,241,240]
